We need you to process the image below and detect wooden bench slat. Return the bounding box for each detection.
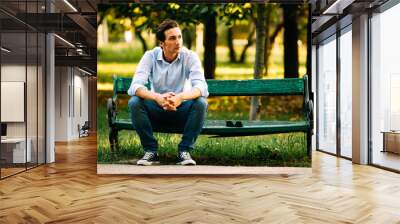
[114,77,305,96]
[115,77,133,95]
[207,79,304,96]
[113,119,310,136]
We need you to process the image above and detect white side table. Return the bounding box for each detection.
[381,131,400,154]
[1,138,31,163]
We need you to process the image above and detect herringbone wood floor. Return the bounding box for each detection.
[1,135,400,223]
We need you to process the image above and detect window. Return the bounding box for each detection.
[339,27,352,158]
[370,3,400,171]
[0,1,46,179]
[317,35,337,154]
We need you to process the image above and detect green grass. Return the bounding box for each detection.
[97,98,310,167]
[98,132,310,167]
[97,42,145,63]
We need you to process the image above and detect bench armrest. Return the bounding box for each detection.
[306,99,314,131]
[107,98,117,128]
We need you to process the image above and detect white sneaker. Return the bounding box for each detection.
[137,152,159,166]
[177,151,196,165]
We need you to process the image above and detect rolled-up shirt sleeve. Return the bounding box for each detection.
[188,52,209,97]
[127,51,152,96]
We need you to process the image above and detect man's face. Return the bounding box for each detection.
[160,27,183,56]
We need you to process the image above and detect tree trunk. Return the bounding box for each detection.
[263,5,271,77]
[239,23,255,63]
[264,22,283,76]
[283,5,299,78]
[183,28,192,49]
[227,27,237,63]
[203,12,217,79]
[135,30,148,53]
[250,4,266,121]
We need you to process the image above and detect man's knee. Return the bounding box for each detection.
[128,96,143,112]
[192,97,208,112]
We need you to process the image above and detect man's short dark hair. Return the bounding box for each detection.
[156,19,179,42]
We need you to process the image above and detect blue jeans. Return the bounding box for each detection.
[128,96,208,153]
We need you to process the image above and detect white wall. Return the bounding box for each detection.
[54,67,89,141]
[1,65,25,81]
[55,66,69,141]
[1,64,45,163]
[1,65,26,138]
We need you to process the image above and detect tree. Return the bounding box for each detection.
[100,4,200,54]
[227,27,237,63]
[182,27,195,49]
[219,3,254,64]
[122,3,220,79]
[203,7,217,79]
[249,4,266,120]
[263,5,283,76]
[239,23,256,63]
[283,4,299,78]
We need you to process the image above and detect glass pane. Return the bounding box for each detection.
[371,4,400,171]
[317,36,337,154]
[340,29,352,158]
[1,9,27,177]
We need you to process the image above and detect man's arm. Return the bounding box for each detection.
[188,52,209,98]
[178,87,201,101]
[127,52,152,96]
[135,87,160,101]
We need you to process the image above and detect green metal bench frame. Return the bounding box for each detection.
[107,75,314,157]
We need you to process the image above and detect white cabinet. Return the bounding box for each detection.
[382,131,400,154]
[1,138,31,163]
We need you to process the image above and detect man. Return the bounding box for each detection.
[127,19,208,166]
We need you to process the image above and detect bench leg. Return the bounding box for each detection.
[307,131,312,158]
[109,128,119,158]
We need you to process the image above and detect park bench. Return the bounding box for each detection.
[107,75,314,157]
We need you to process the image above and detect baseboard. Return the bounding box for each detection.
[97,164,311,175]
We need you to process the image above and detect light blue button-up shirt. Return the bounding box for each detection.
[127,46,209,98]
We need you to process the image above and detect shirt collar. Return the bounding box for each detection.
[157,48,181,63]
[157,49,163,61]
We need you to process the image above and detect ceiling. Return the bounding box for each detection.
[0,0,316,75]
[0,0,98,75]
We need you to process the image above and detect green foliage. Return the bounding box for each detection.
[99,3,260,43]
[99,4,219,34]
[297,4,309,43]
[219,3,253,27]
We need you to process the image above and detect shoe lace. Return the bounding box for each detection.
[180,151,191,160]
[143,152,155,160]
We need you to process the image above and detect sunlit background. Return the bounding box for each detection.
[96,3,311,166]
